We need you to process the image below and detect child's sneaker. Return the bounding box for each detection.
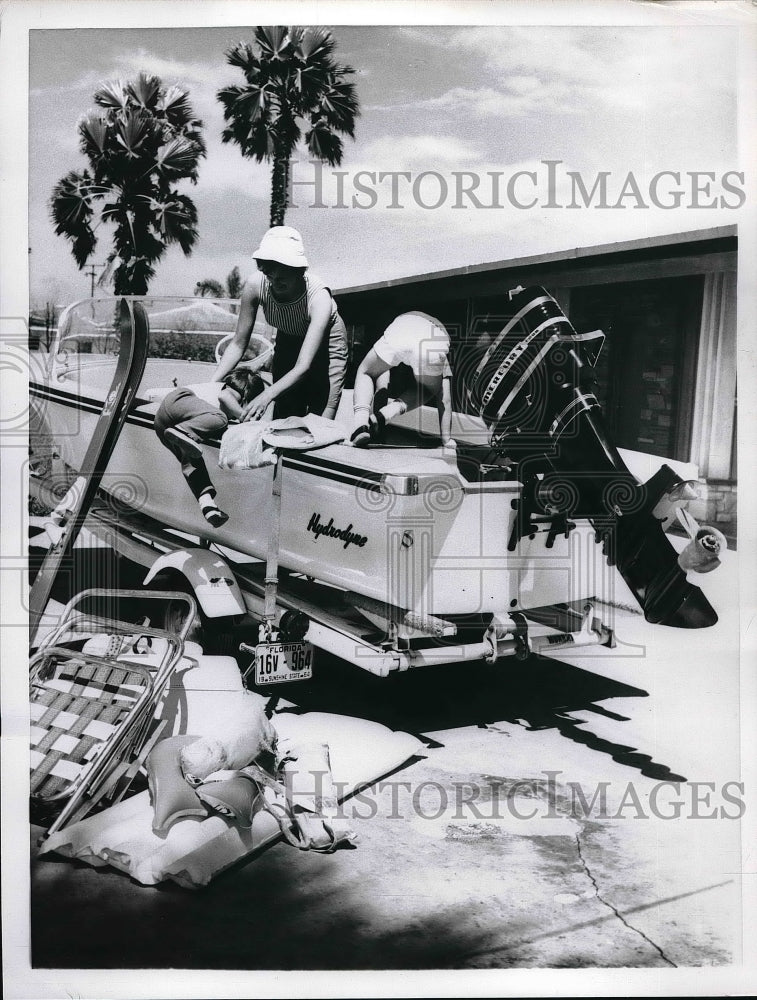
[198,489,229,528]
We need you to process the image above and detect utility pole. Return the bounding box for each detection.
[84,263,106,297]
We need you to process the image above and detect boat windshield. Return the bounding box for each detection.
[54,296,250,362]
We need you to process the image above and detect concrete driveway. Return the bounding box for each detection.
[22,544,752,995]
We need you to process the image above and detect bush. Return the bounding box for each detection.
[149,330,218,362]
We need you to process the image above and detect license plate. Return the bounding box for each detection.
[254,641,313,685]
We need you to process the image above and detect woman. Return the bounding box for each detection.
[214,227,347,421]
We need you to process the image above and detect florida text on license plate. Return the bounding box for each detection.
[255,641,313,684]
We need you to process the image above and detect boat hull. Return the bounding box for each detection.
[30,365,606,618]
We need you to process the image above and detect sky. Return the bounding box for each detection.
[28,19,747,307]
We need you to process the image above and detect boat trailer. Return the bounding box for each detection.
[29,476,615,678]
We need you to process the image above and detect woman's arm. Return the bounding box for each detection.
[213,276,261,382]
[437,374,453,445]
[242,288,332,420]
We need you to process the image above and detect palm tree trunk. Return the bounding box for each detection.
[270,149,291,227]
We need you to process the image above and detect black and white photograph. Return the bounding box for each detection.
[2,1,756,997]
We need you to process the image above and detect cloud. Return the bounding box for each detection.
[392,25,736,129]
[359,134,482,169]
[415,83,583,120]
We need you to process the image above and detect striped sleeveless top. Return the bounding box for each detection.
[258,272,340,339]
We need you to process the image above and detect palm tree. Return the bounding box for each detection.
[194,266,244,300]
[194,278,225,298]
[217,26,360,226]
[51,72,206,295]
[225,265,243,299]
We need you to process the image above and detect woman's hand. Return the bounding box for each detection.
[242,390,275,422]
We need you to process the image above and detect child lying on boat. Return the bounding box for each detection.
[350,311,455,455]
[154,368,265,528]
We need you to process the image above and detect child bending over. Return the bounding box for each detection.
[351,311,455,454]
[154,369,265,528]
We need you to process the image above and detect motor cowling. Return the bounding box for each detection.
[462,285,718,628]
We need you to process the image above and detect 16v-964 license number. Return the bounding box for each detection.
[255,641,313,685]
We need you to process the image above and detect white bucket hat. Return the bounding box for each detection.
[253,226,308,268]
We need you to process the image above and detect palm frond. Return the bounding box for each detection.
[173,123,207,170]
[297,26,335,63]
[305,122,343,166]
[93,79,129,110]
[221,115,274,160]
[266,105,301,148]
[50,171,96,232]
[50,172,98,265]
[114,214,164,262]
[149,192,198,254]
[158,84,194,123]
[253,122,277,159]
[255,25,290,60]
[218,84,247,119]
[113,254,157,296]
[155,136,203,178]
[295,58,343,106]
[100,201,121,224]
[127,72,161,110]
[242,87,271,125]
[225,42,259,77]
[71,228,98,268]
[318,76,361,136]
[78,113,109,155]
[114,111,153,158]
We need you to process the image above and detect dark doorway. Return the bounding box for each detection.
[569,275,704,462]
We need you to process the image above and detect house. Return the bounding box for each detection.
[334,225,737,540]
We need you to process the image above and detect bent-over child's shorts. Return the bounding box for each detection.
[373,312,451,381]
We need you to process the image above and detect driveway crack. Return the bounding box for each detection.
[575,833,678,968]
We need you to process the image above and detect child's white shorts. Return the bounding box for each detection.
[373,312,451,380]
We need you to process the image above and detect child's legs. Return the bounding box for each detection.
[378,382,425,417]
[373,370,391,407]
[155,389,228,500]
[353,350,393,419]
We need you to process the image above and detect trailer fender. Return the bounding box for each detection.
[143,549,245,618]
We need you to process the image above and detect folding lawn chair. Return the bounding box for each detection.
[30,589,197,839]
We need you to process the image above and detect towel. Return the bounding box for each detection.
[218,414,345,470]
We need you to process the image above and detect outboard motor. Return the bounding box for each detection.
[463,285,719,628]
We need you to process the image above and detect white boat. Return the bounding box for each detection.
[29,290,721,673]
